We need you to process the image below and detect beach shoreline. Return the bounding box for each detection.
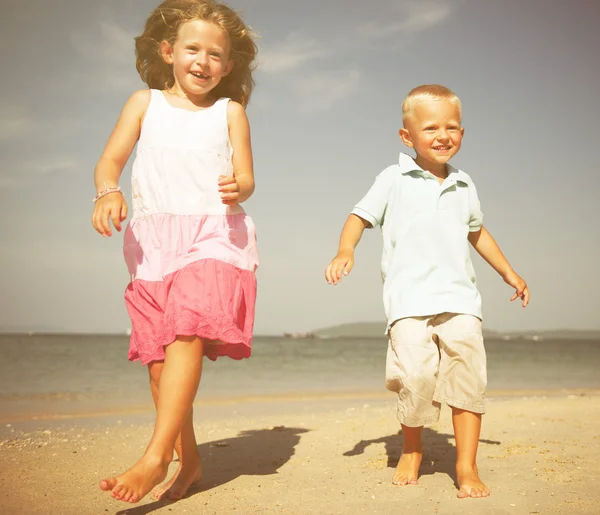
[1,390,598,514]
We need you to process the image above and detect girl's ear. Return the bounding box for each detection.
[399,128,414,148]
[223,59,234,76]
[159,40,174,64]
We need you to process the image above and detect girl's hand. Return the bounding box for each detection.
[92,192,128,237]
[218,175,240,205]
[325,250,355,285]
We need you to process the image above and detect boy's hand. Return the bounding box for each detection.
[325,250,355,285]
[92,192,128,237]
[218,175,240,205]
[504,270,530,307]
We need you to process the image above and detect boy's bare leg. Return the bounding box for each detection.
[393,425,423,485]
[149,362,202,501]
[452,408,490,498]
[100,336,204,503]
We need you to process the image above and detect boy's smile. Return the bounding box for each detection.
[399,98,464,176]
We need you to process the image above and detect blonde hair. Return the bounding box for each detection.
[402,84,462,125]
[135,0,257,107]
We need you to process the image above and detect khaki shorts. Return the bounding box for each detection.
[386,313,486,427]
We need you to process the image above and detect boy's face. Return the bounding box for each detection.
[399,99,464,167]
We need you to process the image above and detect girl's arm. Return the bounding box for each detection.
[325,214,371,285]
[92,90,149,237]
[94,90,149,191]
[468,226,530,307]
[219,101,254,204]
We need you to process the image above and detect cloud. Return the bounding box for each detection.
[71,19,134,65]
[0,106,38,141]
[23,158,77,175]
[293,68,361,112]
[358,0,460,41]
[70,18,138,91]
[0,104,82,143]
[258,32,332,74]
[0,156,78,188]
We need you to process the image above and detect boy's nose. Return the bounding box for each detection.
[196,53,209,66]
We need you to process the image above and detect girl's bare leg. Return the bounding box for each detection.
[149,362,202,500]
[100,336,204,503]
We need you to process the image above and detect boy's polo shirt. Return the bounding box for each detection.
[352,153,483,331]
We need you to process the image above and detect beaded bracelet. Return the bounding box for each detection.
[93,186,123,203]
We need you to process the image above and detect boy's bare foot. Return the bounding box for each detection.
[456,462,490,498]
[100,453,170,504]
[392,449,422,485]
[153,454,202,501]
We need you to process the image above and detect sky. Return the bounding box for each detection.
[1,0,599,335]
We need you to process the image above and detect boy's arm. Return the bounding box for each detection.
[325,214,371,285]
[468,226,530,307]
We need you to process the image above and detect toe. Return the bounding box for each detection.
[112,484,125,499]
[457,487,470,499]
[167,487,185,500]
[152,487,166,501]
[99,478,116,491]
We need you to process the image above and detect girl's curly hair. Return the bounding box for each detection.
[135,0,257,107]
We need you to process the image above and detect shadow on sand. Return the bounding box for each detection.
[344,428,501,487]
[116,425,309,515]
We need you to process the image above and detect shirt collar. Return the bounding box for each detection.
[397,152,468,184]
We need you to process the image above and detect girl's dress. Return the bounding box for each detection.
[123,90,258,364]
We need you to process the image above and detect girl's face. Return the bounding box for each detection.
[161,19,233,99]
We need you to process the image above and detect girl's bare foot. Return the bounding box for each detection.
[456,462,490,498]
[153,454,202,501]
[392,448,422,485]
[100,453,170,504]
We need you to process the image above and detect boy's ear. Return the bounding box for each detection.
[159,40,174,64]
[399,128,414,148]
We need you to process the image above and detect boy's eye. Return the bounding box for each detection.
[187,46,198,51]
[210,52,222,59]
[424,127,436,131]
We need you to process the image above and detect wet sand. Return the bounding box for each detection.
[0,391,598,514]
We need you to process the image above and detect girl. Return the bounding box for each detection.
[91,0,258,504]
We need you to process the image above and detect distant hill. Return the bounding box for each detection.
[312,322,600,341]
[508,329,600,341]
[0,324,68,334]
[314,322,387,338]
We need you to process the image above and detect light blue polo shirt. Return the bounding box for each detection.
[352,153,483,331]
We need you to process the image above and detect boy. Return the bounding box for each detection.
[324,84,529,499]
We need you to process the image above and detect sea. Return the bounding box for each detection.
[1,334,599,435]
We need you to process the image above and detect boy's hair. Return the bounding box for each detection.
[402,84,462,126]
[135,0,258,107]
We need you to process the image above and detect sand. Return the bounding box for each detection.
[0,390,598,515]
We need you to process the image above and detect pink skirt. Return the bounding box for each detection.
[123,212,258,365]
